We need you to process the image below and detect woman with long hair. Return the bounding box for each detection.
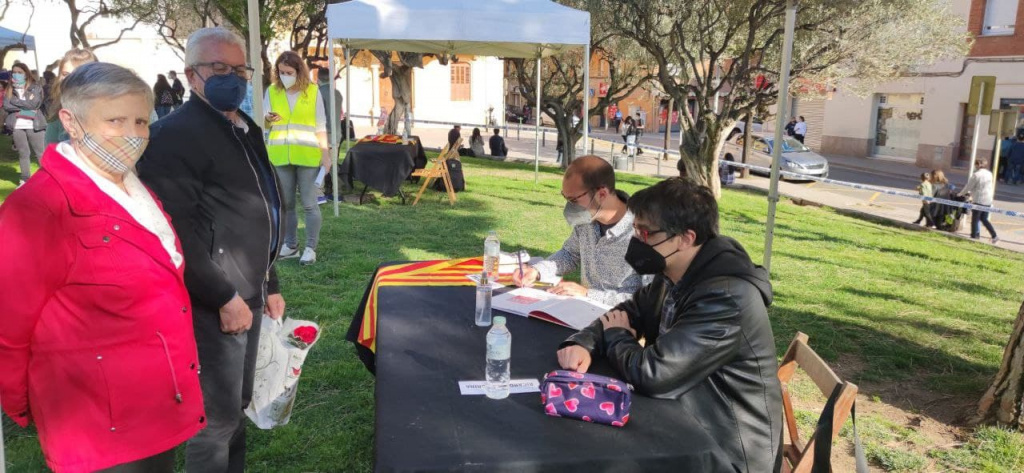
[45,47,98,145]
[3,62,46,186]
[153,73,175,118]
[470,127,485,157]
[263,51,330,266]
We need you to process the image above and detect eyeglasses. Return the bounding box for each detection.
[562,189,592,205]
[634,227,669,245]
[191,62,255,80]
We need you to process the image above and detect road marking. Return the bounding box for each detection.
[806,181,818,188]
[869,192,881,203]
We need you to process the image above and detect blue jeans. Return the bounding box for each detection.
[971,205,997,239]
[155,105,172,118]
[1010,163,1023,185]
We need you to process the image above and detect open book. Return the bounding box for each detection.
[492,287,612,331]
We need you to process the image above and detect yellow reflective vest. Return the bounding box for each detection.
[267,84,321,167]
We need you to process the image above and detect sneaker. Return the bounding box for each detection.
[300,247,317,265]
[279,245,300,259]
[992,236,1000,244]
[317,195,329,205]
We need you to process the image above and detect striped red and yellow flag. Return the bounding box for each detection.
[359,258,514,352]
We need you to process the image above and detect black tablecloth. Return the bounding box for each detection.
[339,137,427,197]
[369,283,735,472]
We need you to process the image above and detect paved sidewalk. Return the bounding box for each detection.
[349,123,1023,252]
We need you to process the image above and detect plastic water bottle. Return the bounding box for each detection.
[483,231,500,278]
[485,316,511,399]
[475,271,493,327]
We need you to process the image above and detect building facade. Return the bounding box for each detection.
[816,0,1024,169]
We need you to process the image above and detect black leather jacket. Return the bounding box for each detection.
[565,236,783,473]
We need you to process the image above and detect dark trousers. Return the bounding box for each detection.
[971,205,997,239]
[794,133,805,143]
[185,302,264,473]
[97,448,176,473]
[913,205,934,226]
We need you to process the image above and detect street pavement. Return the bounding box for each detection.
[349,122,1024,252]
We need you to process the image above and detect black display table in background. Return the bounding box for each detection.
[338,136,427,202]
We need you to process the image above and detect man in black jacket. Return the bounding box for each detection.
[557,178,783,473]
[138,27,284,473]
[489,127,508,157]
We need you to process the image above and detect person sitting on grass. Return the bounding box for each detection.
[513,156,644,306]
[489,127,508,157]
[556,177,783,473]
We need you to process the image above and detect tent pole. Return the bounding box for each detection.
[246,0,263,124]
[581,42,590,157]
[33,48,40,73]
[535,56,541,184]
[330,42,341,217]
[763,0,796,275]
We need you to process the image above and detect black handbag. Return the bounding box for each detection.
[432,159,465,193]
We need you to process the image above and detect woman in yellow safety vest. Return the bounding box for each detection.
[264,51,331,266]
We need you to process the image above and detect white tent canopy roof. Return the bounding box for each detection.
[0,25,35,50]
[326,0,590,58]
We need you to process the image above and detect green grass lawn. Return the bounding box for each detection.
[3,137,1024,472]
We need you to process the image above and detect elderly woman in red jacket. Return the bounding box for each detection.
[0,62,205,472]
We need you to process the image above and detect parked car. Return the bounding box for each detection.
[721,133,829,180]
[728,118,764,140]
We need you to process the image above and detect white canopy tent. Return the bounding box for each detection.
[324,0,591,214]
[0,25,39,71]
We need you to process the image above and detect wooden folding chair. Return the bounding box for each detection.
[778,332,859,473]
[412,137,460,206]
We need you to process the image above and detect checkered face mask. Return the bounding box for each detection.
[74,118,149,175]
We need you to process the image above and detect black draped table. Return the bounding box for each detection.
[338,136,427,200]
[363,280,735,472]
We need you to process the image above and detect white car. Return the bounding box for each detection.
[722,133,829,179]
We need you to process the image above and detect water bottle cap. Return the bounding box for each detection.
[493,316,506,326]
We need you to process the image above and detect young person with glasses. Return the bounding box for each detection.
[512,155,644,305]
[557,177,784,473]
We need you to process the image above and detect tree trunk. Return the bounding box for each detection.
[677,120,726,198]
[974,300,1024,428]
[741,113,753,178]
[553,115,581,169]
[383,65,413,136]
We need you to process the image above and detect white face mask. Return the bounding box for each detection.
[280,74,296,88]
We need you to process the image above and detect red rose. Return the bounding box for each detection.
[293,326,318,345]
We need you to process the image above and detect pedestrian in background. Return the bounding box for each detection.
[169,70,185,110]
[959,159,998,244]
[489,127,508,157]
[4,62,46,187]
[45,48,98,145]
[138,27,286,472]
[1008,132,1024,186]
[793,116,807,143]
[153,73,175,118]
[785,118,797,137]
[998,135,1014,182]
[264,50,330,266]
[912,172,934,227]
[0,61,204,473]
[720,154,736,187]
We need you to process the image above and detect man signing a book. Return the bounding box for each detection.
[556,178,783,473]
[512,155,644,306]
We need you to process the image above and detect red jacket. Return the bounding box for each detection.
[0,145,206,472]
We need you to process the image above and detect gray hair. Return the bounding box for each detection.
[61,62,153,121]
[185,27,246,66]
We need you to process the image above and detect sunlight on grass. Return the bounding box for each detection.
[3,137,1024,472]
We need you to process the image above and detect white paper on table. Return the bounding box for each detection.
[458,379,540,395]
[314,166,327,187]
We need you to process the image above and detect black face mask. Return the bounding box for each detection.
[624,236,680,275]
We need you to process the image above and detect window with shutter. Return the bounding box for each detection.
[983,0,1019,36]
[451,64,471,102]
